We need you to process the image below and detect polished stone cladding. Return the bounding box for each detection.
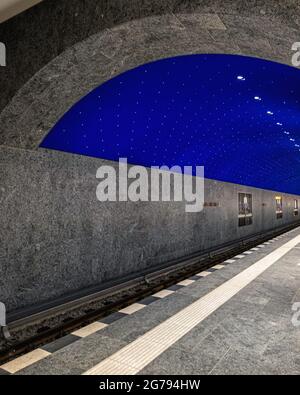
[1,0,300,313]
[0,145,300,312]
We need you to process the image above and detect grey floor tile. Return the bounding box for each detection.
[188,275,202,281]
[262,331,300,374]
[18,334,127,375]
[0,368,10,375]
[98,293,197,344]
[210,346,279,375]
[138,296,160,305]
[262,299,294,319]
[42,334,80,353]
[140,334,230,375]
[167,284,184,291]
[99,311,127,324]
[208,312,285,355]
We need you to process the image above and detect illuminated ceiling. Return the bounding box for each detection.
[41,54,300,195]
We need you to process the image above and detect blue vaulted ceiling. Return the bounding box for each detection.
[40,54,300,195]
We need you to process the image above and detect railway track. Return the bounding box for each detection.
[1,221,300,365]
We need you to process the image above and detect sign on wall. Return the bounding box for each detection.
[0,42,6,66]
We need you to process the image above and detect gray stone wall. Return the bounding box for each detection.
[0,1,300,313]
[0,145,299,313]
[0,0,299,115]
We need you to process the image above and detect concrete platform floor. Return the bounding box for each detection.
[1,228,300,375]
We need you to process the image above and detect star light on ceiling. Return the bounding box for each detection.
[40,54,300,195]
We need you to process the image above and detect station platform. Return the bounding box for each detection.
[1,228,300,375]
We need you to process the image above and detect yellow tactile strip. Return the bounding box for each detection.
[83,234,300,376]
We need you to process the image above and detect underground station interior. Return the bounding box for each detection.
[0,0,300,381]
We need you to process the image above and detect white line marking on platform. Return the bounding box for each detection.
[83,234,300,376]
[0,349,50,374]
[72,322,108,338]
[153,290,174,298]
[235,255,245,259]
[196,271,211,277]
[251,248,259,251]
[119,303,146,315]
[178,279,195,286]
[244,251,253,255]
[224,259,235,264]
